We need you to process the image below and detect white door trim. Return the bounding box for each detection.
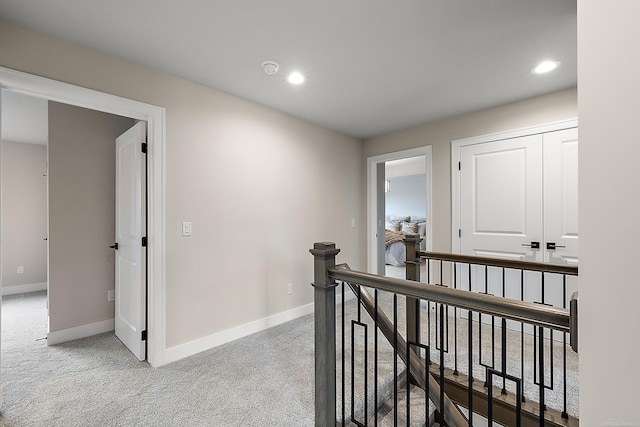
[451,118,578,254]
[0,66,166,367]
[366,146,433,273]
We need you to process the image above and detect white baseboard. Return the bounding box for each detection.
[47,318,114,345]
[163,302,314,365]
[2,282,47,296]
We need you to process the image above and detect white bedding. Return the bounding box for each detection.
[384,216,426,266]
[385,240,407,267]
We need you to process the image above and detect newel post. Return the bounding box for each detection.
[405,233,421,344]
[310,242,340,427]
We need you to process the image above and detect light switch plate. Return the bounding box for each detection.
[182,222,192,236]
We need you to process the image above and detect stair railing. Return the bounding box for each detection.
[405,234,579,426]
[310,242,578,427]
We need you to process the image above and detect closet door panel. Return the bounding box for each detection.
[543,127,579,266]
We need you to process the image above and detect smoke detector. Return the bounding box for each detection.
[261,61,279,75]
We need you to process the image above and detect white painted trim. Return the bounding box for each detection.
[163,303,314,364]
[366,146,433,273]
[450,119,578,254]
[0,66,166,367]
[1,282,47,296]
[47,318,114,345]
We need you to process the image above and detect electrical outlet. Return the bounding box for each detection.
[17,266,24,274]
[286,283,293,295]
[108,290,115,301]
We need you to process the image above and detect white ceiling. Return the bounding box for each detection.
[1,90,48,145]
[0,0,576,139]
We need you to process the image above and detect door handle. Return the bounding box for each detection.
[521,241,540,249]
[109,243,119,250]
[546,242,566,250]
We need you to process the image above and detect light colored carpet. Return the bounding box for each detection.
[1,286,578,426]
[1,291,315,426]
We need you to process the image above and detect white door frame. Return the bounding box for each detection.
[367,146,433,273]
[0,66,166,367]
[451,118,578,255]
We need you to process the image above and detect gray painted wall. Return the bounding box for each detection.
[48,101,134,332]
[0,140,47,289]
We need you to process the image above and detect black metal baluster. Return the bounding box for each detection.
[454,262,459,375]
[394,293,398,426]
[538,325,545,427]
[350,318,368,426]
[342,281,346,423]
[374,289,379,425]
[562,274,569,419]
[350,285,366,426]
[488,372,494,426]
[425,342,430,426]
[406,339,410,427]
[502,268,506,394]
[520,269,525,402]
[478,265,484,384]
[357,285,362,322]
[468,309,474,427]
[439,304,445,426]
[501,317,508,395]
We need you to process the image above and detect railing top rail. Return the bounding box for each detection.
[418,251,579,276]
[329,265,570,333]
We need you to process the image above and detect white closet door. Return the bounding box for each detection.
[542,128,579,330]
[460,134,544,263]
[543,127,579,266]
[457,127,578,326]
[459,135,544,305]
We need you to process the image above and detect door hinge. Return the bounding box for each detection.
[458,229,462,238]
[141,143,147,153]
[458,161,461,171]
[142,236,147,247]
[141,330,147,341]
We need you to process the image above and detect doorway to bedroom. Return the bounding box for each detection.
[366,147,432,277]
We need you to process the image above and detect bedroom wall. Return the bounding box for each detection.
[0,140,47,292]
[48,102,134,332]
[0,20,363,351]
[385,174,426,220]
[364,87,577,254]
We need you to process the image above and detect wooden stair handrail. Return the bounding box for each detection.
[330,265,572,333]
[417,250,579,276]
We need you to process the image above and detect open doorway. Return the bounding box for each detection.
[0,66,166,368]
[1,90,49,345]
[0,90,146,357]
[366,146,432,276]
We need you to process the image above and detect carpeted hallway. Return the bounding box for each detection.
[1,291,315,426]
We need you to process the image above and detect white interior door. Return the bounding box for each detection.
[542,128,579,332]
[115,122,146,361]
[457,127,579,326]
[460,134,544,263]
[543,128,579,266]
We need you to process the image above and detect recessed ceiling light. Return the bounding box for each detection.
[532,60,560,74]
[288,71,305,85]
[261,61,279,75]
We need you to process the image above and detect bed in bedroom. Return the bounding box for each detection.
[384,215,426,266]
